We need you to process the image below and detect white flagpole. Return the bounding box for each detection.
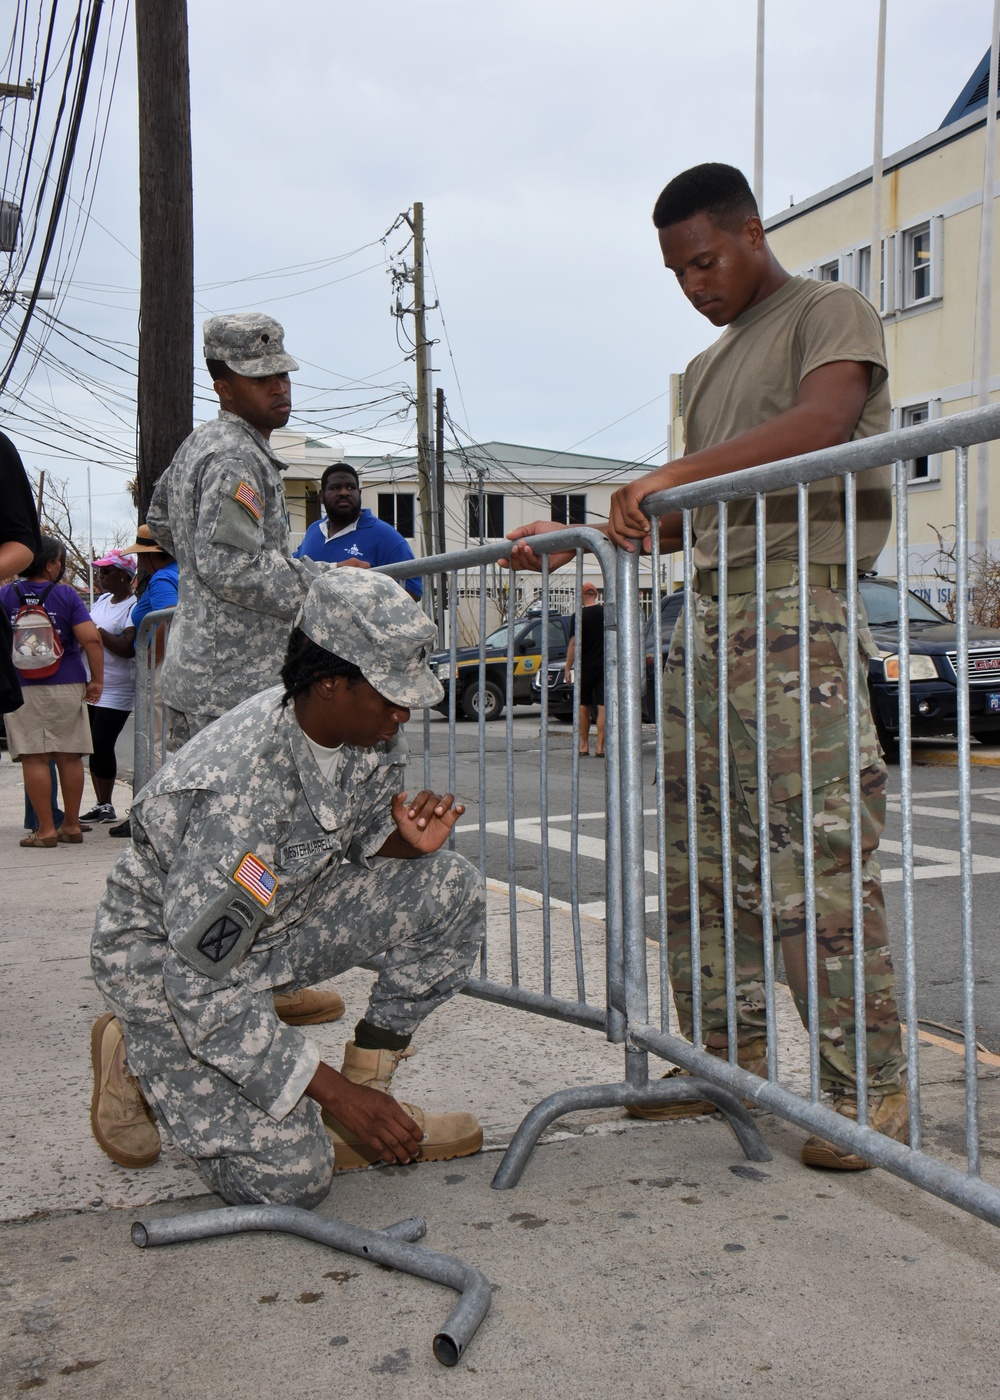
[975,6,1000,560]
[753,0,765,211]
[870,0,887,311]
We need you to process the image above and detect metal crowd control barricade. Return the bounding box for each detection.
[618,401,1000,1229]
[132,607,175,794]
[378,531,771,1188]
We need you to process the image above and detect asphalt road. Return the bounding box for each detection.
[413,707,1000,1054]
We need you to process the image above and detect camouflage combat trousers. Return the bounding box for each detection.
[662,584,906,1095]
[135,849,484,1207]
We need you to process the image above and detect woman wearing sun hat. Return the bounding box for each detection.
[81,548,137,824]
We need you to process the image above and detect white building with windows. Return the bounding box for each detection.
[668,51,1000,603]
[273,433,651,637]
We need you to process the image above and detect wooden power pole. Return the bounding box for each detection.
[411,203,439,610]
[135,0,194,519]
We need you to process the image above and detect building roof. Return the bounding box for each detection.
[940,49,999,129]
[334,440,648,488]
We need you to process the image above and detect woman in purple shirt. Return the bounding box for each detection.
[1,535,104,847]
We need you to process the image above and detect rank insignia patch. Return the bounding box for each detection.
[233,481,263,520]
[198,915,244,964]
[232,852,278,906]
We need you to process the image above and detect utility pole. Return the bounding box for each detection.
[135,0,194,519]
[410,202,438,618]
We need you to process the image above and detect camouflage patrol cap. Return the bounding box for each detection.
[203,312,299,378]
[297,569,442,709]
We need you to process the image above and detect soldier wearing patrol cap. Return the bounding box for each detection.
[89,569,485,1204]
[146,311,355,1027]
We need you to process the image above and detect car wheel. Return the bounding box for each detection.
[462,679,505,722]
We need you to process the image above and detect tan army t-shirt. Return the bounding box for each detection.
[681,275,892,572]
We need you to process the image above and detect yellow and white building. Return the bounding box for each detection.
[671,51,1000,606]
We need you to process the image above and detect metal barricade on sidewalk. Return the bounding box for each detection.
[615,400,1000,1228]
[379,529,629,1039]
[379,531,772,1187]
[132,607,175,795]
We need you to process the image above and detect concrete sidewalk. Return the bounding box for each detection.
[2,753,1000,1398]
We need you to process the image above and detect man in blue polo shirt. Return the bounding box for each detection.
[295,464,422,600]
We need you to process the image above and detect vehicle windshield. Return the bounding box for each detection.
[859,580,948,627]
[483,625,511,649]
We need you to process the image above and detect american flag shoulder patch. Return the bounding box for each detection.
[232,852,278,906]
[233,481,263,520]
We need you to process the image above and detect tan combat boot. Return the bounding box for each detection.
[89,1013,161,1168]
[273,985,346,1025]
[323,1042,483,1171]
[800,1089,910,1170]
[626,1040,769,1121]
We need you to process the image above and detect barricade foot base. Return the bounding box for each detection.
[130,1205,492,1367]
[491,1079,771,1190]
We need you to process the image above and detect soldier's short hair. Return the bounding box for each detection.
[652,163,758,233]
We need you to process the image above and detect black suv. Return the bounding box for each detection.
[431,610,574,721]
[861,577,1000,754]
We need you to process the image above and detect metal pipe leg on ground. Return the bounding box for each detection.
[491,1081,771,1191]
[130,1205,492,1367]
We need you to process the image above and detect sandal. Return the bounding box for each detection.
[20,833,57,848]
[57,829,84,844]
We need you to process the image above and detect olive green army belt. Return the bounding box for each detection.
[691,562,853,597]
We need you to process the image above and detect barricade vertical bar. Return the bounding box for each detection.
[618,544,650,1085]
[602,545,625,1045]
[894,460,922,1147]
[133,632,151,795]
[132,609,174,791]
[954,445,981,1176]
[716,504,737,1066]
[649,531,670,1032]
[797,484,821,1102]
[569,552,586,1002]
[844,473,869,1124]
[505,579,519,985]
[682,510,702,1049]
[421,706,432,792]
[539,557,553,997]
[477,565,488,894]
[446,578,458,855]
[754,497,779,1060]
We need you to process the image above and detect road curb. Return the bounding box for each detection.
[913,748,1000,768]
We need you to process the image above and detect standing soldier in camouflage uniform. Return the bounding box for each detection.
[89,570,485,1205]
[508,163,907,1170]
[147,311,354,1026]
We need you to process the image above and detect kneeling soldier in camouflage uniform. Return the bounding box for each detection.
[89,570,486,1206]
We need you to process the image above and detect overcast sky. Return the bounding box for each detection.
[2,0,996,544]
